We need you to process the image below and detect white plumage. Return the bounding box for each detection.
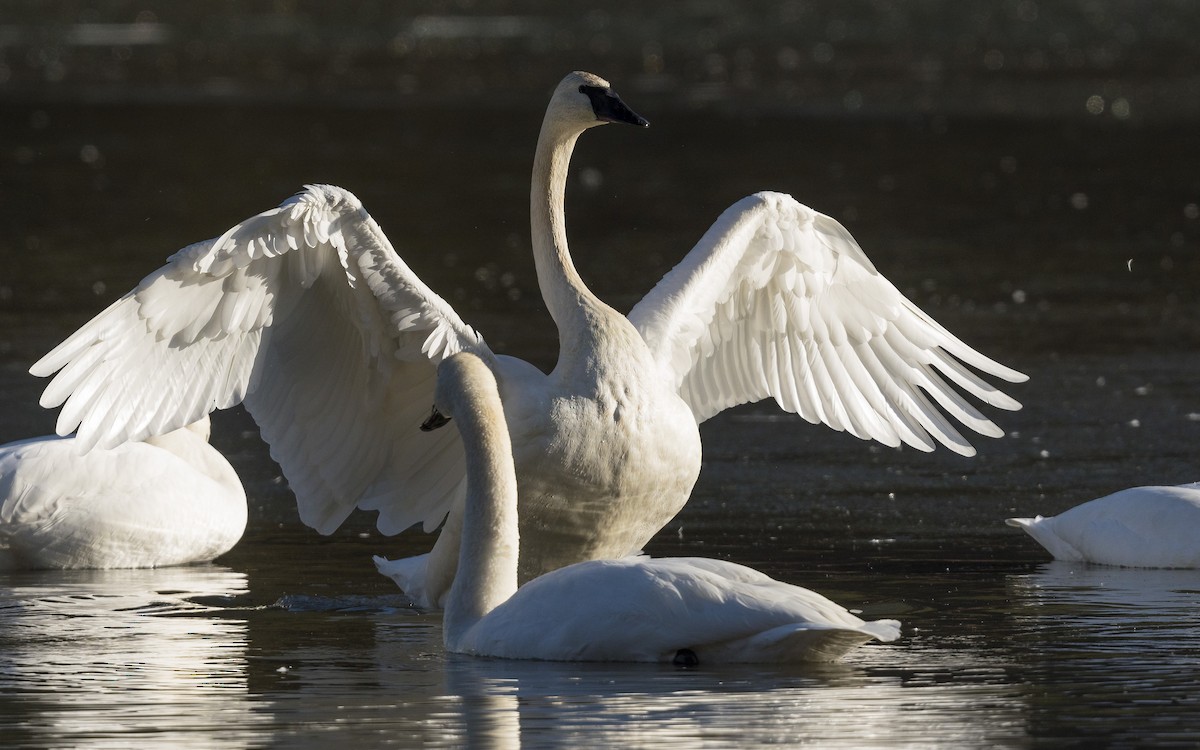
[436,352,901,663]
[1007,483,1200,567]
[0,417,246,569]
[629,191,1024,450]
[31,71,1025,605]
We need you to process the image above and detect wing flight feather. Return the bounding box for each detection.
[629,191,1026,456]
[31,184,485,534]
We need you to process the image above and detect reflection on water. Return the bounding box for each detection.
[2,553,1200,747]
[242,586,1029,749]
[1008,562,1200,746]
[0,567,260,749]
[436,652,1026,749]
[1011,561,1200,649]
[1010,562,1200,659]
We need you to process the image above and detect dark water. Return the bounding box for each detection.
[2,3,1200,748]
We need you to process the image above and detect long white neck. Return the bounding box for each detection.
[530,114,606,348]
[443,359,520,647]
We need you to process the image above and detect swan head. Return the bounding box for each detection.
[420,353,496,433]
[549,71,649,131]
[420,405,451,432]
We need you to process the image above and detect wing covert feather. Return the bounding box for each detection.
[629,191,1026,456]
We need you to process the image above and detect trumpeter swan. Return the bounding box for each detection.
[30,71,1024,604]
[0,416,246,569]
[436,351,900,662]
[1007,483,1200,567]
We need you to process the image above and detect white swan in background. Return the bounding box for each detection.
[30,71,1025,605]
[436,351,900,662]
[0,416,246,569]
[1007,483,1200,568]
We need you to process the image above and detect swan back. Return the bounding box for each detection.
[1007,483,1200,567]
[439,354,520,645]
[453,555,901,663]
[0,421,247,569]
[143,416,244,499]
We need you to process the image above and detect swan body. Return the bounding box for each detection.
[1006,483,1200,567]
[30,71,1025,606]
[0,417,246,569]
[438,352,901,663]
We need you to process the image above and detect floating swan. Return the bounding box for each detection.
[434,351,900,662]
[1007,483,1200,568]
[0,416,246,569]
[30,71,1025,605]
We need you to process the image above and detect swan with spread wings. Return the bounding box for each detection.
[32,71,1026,605]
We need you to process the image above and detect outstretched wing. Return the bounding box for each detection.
[31,184,486,534]
[628,191,1027,456]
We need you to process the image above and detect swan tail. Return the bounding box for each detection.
[1006,516,1085,561]
[373,553,440,609]
[858,617,903,643]
[701,619,902,663]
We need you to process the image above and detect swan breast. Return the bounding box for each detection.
[496,339,702,580]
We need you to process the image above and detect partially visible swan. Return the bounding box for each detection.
[1006,483,1200,567]
[30,71,1025,606]
[0,415,246,569]
[436,351,900,662]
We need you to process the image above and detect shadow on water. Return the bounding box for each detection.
[2,1,1200,748]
